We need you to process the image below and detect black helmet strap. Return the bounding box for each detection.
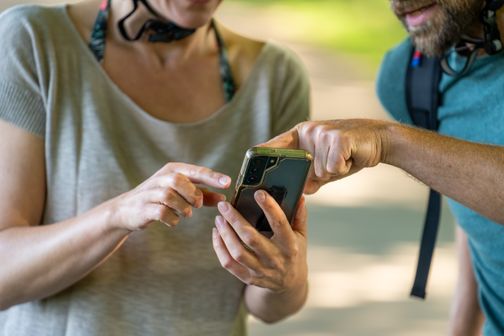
[117,0,196,43]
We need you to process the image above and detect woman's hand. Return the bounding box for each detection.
[212,191,308,294]
[110,162,231,231]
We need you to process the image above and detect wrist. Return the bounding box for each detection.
[96,196,132,235]
[274,272,309,299]
[380,122,411,166]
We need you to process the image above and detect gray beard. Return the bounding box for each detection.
[409,12,461,56]
[400,0,482,57]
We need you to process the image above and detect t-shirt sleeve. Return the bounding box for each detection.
[271,46,311,137]
[376,38,413,125]
[0,6,46,137]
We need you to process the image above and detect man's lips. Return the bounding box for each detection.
[394,2,436,17]
[404,3,438,28]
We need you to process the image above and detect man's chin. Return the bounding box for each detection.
[411,34,449,57]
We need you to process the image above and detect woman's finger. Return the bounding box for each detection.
[201,189,227,207]
[150,173,203,208]
[212,228,251,284]
[163,163,232,190]
[148,187,194,217]
[143,204,181,229]
[253,190,296,254]
[216,201,272,257]
[214,216,263,270]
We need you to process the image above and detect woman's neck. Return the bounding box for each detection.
[108,0,215,66]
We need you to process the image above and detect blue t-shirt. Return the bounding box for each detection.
[377,38,504,336]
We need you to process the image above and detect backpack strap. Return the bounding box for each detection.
[405,46,443,299]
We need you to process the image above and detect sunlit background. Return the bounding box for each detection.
[0,1,457,335]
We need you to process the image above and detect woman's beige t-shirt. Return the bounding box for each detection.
[0,4,310,336]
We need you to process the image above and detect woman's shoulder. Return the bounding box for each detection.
[0,4,68,49]
[220,25,265,87]
[0,4,61,30]
[220,24,306,86]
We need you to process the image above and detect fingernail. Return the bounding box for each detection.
[194,191,203,208]
[219,176,231,186]
[215,215,224,229]
[255,190,266,202]
[217,201,229,212]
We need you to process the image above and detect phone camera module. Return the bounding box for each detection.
[266,157,278,169]
[244,156,268,186]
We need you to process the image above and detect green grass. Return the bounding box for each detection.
[231,0,407,72]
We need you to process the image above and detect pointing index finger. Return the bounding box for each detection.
[167,163,231,189]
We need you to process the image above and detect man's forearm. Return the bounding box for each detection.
[384,124,504,224]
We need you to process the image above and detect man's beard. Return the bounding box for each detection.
[391,0,482,57]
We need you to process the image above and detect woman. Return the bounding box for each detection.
[0,0,310,335]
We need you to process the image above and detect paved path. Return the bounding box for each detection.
[2,2,457,335]
[215,5,457,336]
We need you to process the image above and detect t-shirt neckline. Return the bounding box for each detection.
[58,4,271,128]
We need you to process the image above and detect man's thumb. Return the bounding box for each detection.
[257,126,299,149]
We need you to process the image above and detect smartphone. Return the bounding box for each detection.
[231,147,313,236]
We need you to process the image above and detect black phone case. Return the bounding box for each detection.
[232,153,311,235]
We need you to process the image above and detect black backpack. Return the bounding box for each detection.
[406,48,442,299]
[405,0,504,299]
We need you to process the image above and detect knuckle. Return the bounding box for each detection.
[251,269,265,279]
[183,206,192,217]
[314,124,326,137]
[336,162,349,175]
[171,173,187,187]
[221,257,234,270]
[277,277,288,290]
[194,189,203,202]
[300,123,317,138]
[198,166,212,176]
[170,215,181,226]
[286,244,300,259]
[188,166,198,177]
[241,232,259,250]
[269,258,283,271]
[271,218,283,229]
[162,188,176,202]
[318,126,331,139]
[158,206,179,225]
[156,205,167,219]
[227,214,240,227]
[233,250,247,264]
[262,197,277,211]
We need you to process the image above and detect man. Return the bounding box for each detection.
[265,1,504,335]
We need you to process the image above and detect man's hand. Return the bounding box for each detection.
[263,119,391,194]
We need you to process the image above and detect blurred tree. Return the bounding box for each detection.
[230,0,406,72]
